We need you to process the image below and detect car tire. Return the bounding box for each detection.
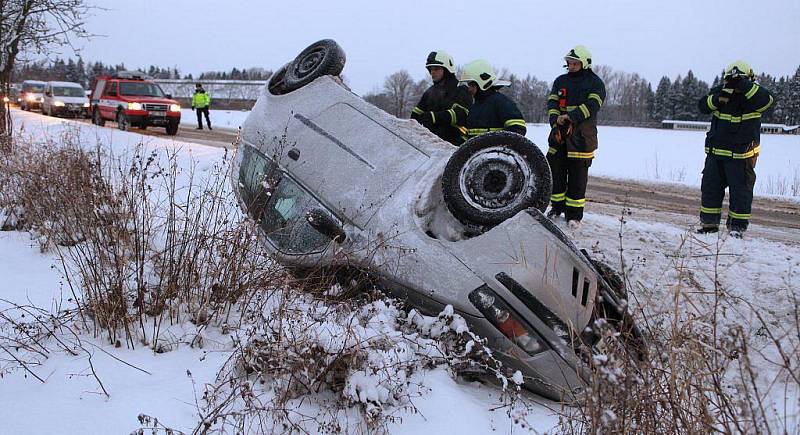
[267,63,290,95]
[92,107,105,126]
[441,131,552,228]
[117,111,129,131]
[283,39,346,92]
[166,121,179,136]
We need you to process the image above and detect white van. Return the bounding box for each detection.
[42,81,90,118]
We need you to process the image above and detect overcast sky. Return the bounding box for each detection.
[75,0,799,94]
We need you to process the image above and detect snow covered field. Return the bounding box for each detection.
[1,110,798,433]
[525,124,800,198]
[179,108,250,130]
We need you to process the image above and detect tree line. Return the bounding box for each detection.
[12,57,800,127]
[11,58,272,86]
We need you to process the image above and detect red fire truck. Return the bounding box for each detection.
[89,71,181,135]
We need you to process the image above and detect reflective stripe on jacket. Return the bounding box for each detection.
[192,90,211,108]
[698,80,774,153]
[461,88,526,140]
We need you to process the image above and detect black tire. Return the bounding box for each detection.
[165,121,179,136]
[441,131,552,227]
[267,63,290,96]
[92,107,105,126]
[283,39,346,92]
[116,111,129,131]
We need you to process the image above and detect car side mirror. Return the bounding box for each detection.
[165,94,172,99]
[306,209,345,243]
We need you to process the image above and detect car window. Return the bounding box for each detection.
[24,84,44,93]
[93,80,106,99]
[53,87,85,97]
[119,82,164,97]
[106,82,118,96]
[238,146,334,254]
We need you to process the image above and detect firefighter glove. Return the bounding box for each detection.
[734,77,753,93]
[420,111,435,127]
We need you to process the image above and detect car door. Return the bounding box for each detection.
[101,81,118,119]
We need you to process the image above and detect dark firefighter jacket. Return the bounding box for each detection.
[546,68,605,158]
[461,88,526,140]
[411,74,472,145]
[698,79,774,159]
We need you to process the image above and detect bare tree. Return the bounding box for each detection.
[382,69,416,118]
[0,0,94,145]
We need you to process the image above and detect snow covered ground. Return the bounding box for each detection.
[2,109,798,433]
[179,108,249,130]
[524,124,800,199]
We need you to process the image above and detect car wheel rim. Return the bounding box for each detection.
[458,146,532,212]
[295,48,326,78]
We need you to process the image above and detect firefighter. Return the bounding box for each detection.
[545,45,606,228]
[192,83,212,130]
[411,51,472,146]
[697,60,774,238]
[458,59,526,140]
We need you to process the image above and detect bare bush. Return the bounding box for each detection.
[559,228,800,434]
[190,288,528,434]
[0,130,281,349]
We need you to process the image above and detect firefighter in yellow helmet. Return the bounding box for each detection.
[411,50,472,145]
[697,60,774,238]
[545,45,606,228]
[458,59,526,140]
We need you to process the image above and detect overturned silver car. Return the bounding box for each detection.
[232,40,643,400]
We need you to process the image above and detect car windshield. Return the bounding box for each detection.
[238,146,334,254]
[24,84,44,93]
[53,87,85,97]
[119,82,164,97]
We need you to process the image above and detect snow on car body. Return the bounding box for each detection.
[232,40,640,400]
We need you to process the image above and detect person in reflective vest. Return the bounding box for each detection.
[191,83,212,130]
[411,50,472,146]
[697,60,774,238]
[458,59,526,141]
[545,45,606,228]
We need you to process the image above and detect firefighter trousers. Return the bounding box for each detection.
[546,146,591,221]
[700,154,756,231]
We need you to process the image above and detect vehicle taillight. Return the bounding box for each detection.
[469,285,548,356]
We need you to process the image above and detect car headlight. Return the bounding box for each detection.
[127,102,143,110]
[169,104,180,112]
[53,101,65,107]
[26,94,36,101]
[83,102,90,108]
[2,96,8,103]
[469,285,549,356]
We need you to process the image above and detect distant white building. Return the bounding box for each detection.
[662,120,800,135]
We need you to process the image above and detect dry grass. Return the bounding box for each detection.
[558,217,800,434]
[0,130,281,350]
